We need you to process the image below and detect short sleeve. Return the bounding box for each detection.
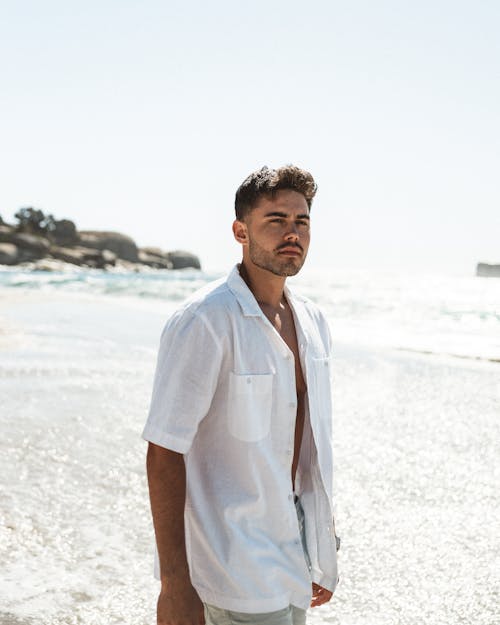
[142,309,223,454]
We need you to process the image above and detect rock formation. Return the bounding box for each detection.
[78,231,139,263]
[0,208,201,270]
[476,263,500,278]
[166,250,202,270]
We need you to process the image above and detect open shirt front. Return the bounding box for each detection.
[143,265,338,612]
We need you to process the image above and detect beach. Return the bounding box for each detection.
[1,268,499,625]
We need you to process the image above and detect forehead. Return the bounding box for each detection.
[252,189,309,216]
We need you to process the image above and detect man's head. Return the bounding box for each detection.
[234,165,317,221]
[233,165,317,277]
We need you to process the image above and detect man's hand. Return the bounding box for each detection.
[310,582,333,608]
[157,579,205,625]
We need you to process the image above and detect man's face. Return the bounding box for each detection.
[236,189,311,277]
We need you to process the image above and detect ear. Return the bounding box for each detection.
[232,219,248,245]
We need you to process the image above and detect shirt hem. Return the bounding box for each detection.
[311,568,337,593]
[197,587,311,613]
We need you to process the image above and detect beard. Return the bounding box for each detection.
[248,238,306,277]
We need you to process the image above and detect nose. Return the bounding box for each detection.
[284,223,299,241]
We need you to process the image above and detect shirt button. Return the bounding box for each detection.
[285,353,292,360]
[288,401,296,409]
[246,377,251,384]
[288,494,294,501]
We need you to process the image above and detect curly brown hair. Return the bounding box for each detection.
[234,165,317,221]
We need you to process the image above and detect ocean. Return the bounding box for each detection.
[1,265,499,625]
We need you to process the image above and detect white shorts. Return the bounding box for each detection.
[204,603,307,625]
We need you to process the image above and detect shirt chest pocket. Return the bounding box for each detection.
[227,373,274,442]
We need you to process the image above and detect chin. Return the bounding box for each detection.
[274,261,304,277]
[248,247,306,277]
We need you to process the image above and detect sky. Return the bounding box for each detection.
[1,0,499,275]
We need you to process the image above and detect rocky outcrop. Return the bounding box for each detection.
[12,233,51,257]
[167,250,202,270]
[0,224,14,236]
[50,219,79,246]
[0,209,201,270]
[477,263,500,277]
[0,243,19,265]
[78,231,139,262]
[137,250,173,269]
[0,228,51,262]
[49,245,117,269]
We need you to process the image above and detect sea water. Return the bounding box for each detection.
[0,266,499,624]
[2,265,499,361]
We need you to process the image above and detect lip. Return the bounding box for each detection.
[277,247,302,256]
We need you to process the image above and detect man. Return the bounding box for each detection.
[143,165,339,625]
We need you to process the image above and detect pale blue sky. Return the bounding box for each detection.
[1,0,499,274]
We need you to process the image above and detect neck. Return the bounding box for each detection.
[239,261,287,308]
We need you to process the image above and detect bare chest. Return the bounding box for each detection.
[261,303,306,394]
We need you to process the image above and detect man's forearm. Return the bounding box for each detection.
[146,443,191,584]
[146,443,204,624]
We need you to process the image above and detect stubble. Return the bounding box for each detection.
[248,238,305,277]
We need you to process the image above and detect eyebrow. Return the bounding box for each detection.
[265,211,310,220]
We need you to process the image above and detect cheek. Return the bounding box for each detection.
[260,226,283,241]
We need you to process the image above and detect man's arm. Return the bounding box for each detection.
[146,442,204,625]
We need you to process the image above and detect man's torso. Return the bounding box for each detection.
[143,267,338,611]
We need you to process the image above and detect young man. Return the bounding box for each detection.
[143,165,339,625]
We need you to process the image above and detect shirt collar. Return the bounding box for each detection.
[227,265,262,317]
[226,264,307,318]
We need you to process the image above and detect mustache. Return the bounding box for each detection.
[276,243,303,252]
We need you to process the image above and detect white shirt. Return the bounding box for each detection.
[142,265,338,612]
